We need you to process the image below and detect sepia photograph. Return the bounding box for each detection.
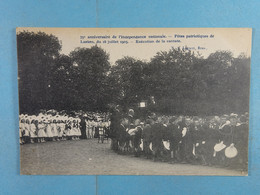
[17,28,251,175]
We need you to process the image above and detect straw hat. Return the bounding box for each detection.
[182,127,187,137]
[163,141,170,150]
[225,143,238,158]
[214,141,227,152]
[149,142,153,151]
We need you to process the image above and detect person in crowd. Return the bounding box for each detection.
[29,119,37,143]
[45,119,53,141]
[71,119,78,140]
[80,117,87,139]
[76,118,81,139]
[64,119,71,140]
[51,119,59,141]
[127,109,135,125]
[109,105,122,151]
[142,119,153,159]
[150,117,164,161]
[56,120,61,141]
[85,119,90,138]
[18,110,249,171]
[23,119,30,143]
[19,118,25,144]
[167,117,182,163]
[60,119,67,140]
[37,120,47,143]
[232,115,248,171]
[131,119,143,157]
[117,118,130,154]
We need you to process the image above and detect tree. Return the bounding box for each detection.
[109,57,147,109]
[17,31,61,113]
[69,46,111,111]
[144,47,203,114]
[50,54,75,111]
[17,31,250,115]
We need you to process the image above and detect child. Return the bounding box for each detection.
[64,120,71,140]
[37,120,47,143]
[57,120,63,141]
[19,118,25,144]
[71,120,77,140]
[29,119,37,143]
[45,120,53,141]
[85,120,90,139]
[24,119,30,143]
[51,120,59,141]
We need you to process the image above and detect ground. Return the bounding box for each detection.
[20,139,245,175]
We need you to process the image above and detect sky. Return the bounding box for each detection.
[17,28,252,64]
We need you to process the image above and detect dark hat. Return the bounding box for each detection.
[240,115,247,123]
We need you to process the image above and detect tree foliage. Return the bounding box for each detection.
[17,32,250,115]
[17,31,61,113]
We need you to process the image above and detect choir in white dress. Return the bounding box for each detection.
[19,112,109,144]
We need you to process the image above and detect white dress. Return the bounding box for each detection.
[37,123,47,137]
[45,124,53,137]
[57,123,65,137]
[24,123,30,137]
[76,125,82,136]
[70,124,77,136]
[29,123,37,138]
[51,123,58,137]
[19,122,24,138]
[64,123,71,136]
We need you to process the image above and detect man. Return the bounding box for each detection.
[127,109,135,125]
[167,117,181,163]
[117,118,130,154]
[132,119,143,157]
[232,115,248,171]
[179,117,194,163]
[142,119,153,158]
[109,105,122,151]
[79,117,87,139]
[150,117,164,161]
[161,116,170,161]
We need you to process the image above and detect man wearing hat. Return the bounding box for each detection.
[232,115,248,170]
[142,119,153,158]
[127,108,135,126]
[167,117,182,163]
[109,105,122,151]
[132,119,143,157]
[150,117,164,161]
[79,117,87,139]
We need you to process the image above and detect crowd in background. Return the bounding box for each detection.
[19,110,110,144]
[110,108,249,171]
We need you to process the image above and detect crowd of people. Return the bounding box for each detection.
[110,108,249,171]
[19,108,249,171]
[19,110,110,144]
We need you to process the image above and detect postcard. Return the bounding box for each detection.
[17,28,251,175]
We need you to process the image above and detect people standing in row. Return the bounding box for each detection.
[111,108,249,171]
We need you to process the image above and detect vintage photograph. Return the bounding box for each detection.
[17,28,251,175]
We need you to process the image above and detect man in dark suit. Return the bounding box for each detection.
[168,118,182,163]
[151,118,164,161]
[142,119,153,158]
[79,117,87,139]
[110,105,122,151]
